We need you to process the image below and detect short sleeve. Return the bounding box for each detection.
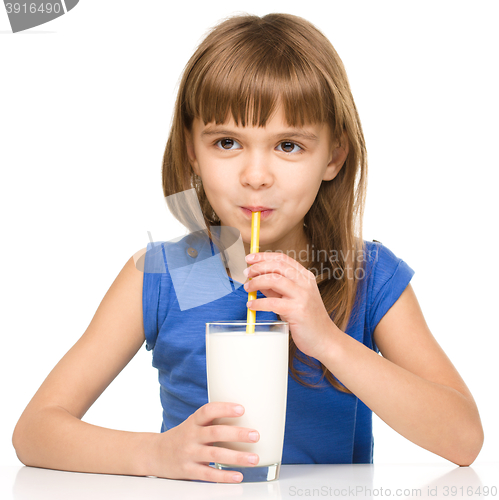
[367,241,415,345]
[142,242,169,351]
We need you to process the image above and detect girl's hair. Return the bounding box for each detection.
[162,13,368,392]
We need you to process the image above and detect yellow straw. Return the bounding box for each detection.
[246,211,260,334]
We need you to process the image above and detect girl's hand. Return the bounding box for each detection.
[244,252,338,360]
[150,402,260,483]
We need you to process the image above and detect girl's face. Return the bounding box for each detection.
[186,105,348,255]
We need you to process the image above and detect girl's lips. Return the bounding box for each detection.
[241,207,274,220]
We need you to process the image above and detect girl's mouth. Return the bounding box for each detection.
[241,207,274,220]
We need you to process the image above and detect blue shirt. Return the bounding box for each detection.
[142,237,414,464]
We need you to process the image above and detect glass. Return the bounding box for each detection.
[206,320,289,482]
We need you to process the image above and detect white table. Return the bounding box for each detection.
[1,463,498,500]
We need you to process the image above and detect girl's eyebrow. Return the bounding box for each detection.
[200,127,319,142]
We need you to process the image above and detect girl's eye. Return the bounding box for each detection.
[216,138,242,150]
[276,141,302,154]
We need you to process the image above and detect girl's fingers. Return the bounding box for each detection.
[193,402,245,426]
[246,252,312,273]
[246,296,290,316]
[244,273,301,299]
[252,289,282,299]
[201,424,260,445]
[191,464,244,484]
[245,258,315,283]
[246,251,300,267]
[200,444,260,468]
[187,402,261,483]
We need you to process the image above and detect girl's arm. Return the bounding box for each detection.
[320,283,484,466]
[12,255,152,475]
[13,254,258,483]
[244,253,484,466]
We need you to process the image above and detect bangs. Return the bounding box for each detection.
[183,25,334,129]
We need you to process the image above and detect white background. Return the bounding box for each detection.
[1,0,498,468]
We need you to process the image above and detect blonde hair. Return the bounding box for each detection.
[162,13,368,392]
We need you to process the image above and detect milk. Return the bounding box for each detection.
[206,330,289,466]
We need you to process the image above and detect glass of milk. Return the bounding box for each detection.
[206,320,289,482]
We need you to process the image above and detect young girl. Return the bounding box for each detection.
[12,13,483,483]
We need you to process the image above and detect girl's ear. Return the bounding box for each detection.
[323,131,349,181]
[184,127,201,176]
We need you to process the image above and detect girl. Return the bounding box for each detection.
[12,13,483,483]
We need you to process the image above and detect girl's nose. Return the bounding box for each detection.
[240,153,274,189]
